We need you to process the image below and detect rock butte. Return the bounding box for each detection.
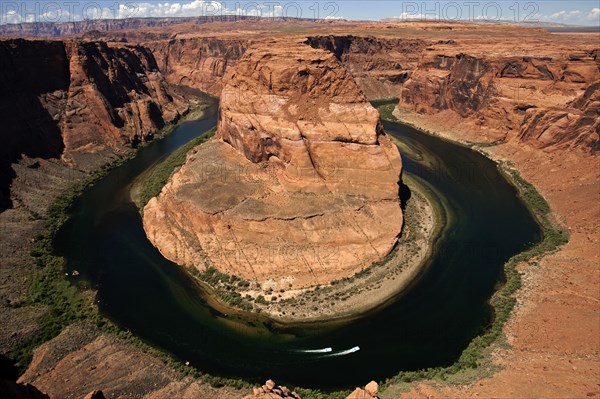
[143,39,403,289]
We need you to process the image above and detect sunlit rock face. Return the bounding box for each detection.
[143,39,403,289]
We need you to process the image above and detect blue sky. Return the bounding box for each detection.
[1,1,599,25]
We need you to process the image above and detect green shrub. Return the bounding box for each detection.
[136,127,216,210]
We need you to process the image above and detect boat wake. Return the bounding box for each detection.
[291,346,360,358]
[324,346,360,357]
[291,347,333,354]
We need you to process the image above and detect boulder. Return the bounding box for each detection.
[346,381,379,398]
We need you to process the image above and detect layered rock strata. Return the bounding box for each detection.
[143,40,403,290]
[307,32,600,153]
[518,80,600,152]
[306,35,426,100]
[147,37,247,96]
[398,48,600,153]
[0,38,189,209]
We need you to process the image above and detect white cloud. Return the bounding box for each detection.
[128,1,224,18]
[324,15,344,20]
[3,10,21,24]
[392,13,430,21]
[586,7,600,20]
[0,1,231,24]
[0,1,331,24]
[538,7,600,25]
[548,9,582,20]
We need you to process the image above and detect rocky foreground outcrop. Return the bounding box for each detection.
[0,381,50,399]
[143,39,402,290]
[243,379,300,399]
[242,380,380,399]
[347,381,380,399]
[0,380,106,399]
[0,38,189,210]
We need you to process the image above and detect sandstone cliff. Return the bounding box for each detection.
[146,37,247,96]
[0,38,189,210]
[308,33,600,153]
[58,40,188,164]
[406,46,598,149]
[398,48,600,152]
[307,35,427,100]
[518,80,600,152]
[143,39,403,290]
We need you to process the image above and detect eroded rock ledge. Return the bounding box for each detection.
[143,39,403,291]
